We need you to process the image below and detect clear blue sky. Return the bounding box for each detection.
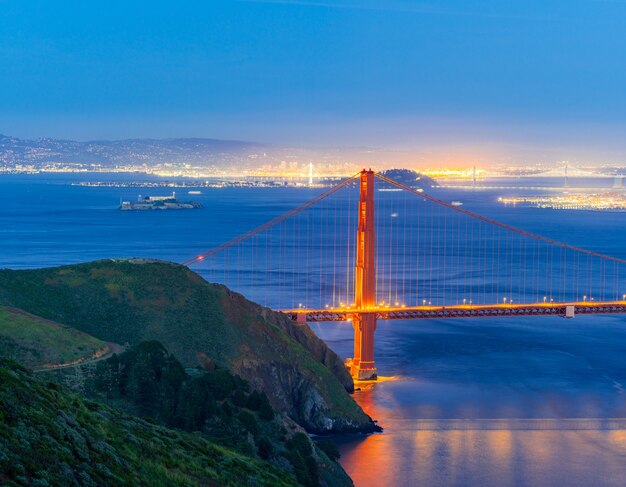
[1,0,626,164]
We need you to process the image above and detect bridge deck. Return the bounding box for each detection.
[282,301,626,322]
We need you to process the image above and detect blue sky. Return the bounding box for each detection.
[1,0,626,163]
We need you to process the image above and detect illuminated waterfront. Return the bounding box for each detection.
[499,192,626,211]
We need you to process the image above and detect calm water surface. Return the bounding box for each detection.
[2,174,626,487]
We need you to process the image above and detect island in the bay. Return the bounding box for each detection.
[120,192,203,210]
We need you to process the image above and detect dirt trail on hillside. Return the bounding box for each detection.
[33,342,125,373]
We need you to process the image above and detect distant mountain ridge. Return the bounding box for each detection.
[0,133,262,167]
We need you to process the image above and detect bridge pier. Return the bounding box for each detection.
[351,312,377,380]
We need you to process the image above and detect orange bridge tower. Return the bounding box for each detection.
[350,169,378,380]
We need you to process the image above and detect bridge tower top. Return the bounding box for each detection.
[355,169,376,309]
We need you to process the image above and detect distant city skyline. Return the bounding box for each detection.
[1,0,626,165]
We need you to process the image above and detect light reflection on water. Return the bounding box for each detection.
[337,421,626,487]
[316,316,626,487]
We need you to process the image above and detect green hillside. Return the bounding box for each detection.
[0,259,377,434]
[0,306,108,370]
[85,341,352,487]
[0,359,297,487]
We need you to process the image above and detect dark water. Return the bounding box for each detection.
[316,317,626,487]
[2,174,626,487]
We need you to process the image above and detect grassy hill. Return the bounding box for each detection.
[0,259,376,434]
[0,306,108,370]
[0,358,298,487]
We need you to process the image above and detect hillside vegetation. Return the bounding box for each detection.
[0,306,108,370]
[84,341,351,487]
[0,358,298,487]
[0,259,377,434]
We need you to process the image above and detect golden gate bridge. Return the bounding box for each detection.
[183,170,626,381]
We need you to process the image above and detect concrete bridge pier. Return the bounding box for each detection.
[351,312,377,380]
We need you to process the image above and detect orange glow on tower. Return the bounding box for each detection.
[351,169,378,380]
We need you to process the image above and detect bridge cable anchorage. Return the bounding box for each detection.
[374,173,626,266]
[182,173,361,267]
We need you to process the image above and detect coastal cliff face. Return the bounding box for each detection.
[221,288,370,433]
[0,259,377,434]
[258,306,355,393]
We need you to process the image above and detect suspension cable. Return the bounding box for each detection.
[375,173,626,265]
[183,173,361,266]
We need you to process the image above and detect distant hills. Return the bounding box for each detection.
[0,133,261,167]
[0,134,436,174]
[379,168,436,188]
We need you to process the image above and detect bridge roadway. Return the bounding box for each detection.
[283,301,626,322]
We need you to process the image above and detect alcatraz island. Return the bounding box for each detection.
[120,192,203,210]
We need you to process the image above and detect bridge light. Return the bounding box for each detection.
[197,255,204,261]
[422,299,427,306]
[463,298,466,305]
[543,296,547,303]
[622,294,625,300]
[550,298,554,303]
[503,297,507,304]
[395,301,399,306]
[583,295,587,302]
